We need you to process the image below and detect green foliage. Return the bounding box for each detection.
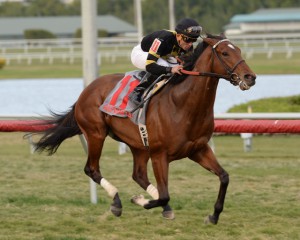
[289,95,300,105]
[96,0,134,25]
[74,28,81,38]
[1,0,300,33]
[228,95,300,113]
[0,58,5,69]
[0,0,80,17]
[98,29,108,37]
[24,29,56,39]
[74,28,108,38]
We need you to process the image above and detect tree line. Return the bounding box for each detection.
[0,0,299,34]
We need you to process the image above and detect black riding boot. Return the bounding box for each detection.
[129,73,155,105]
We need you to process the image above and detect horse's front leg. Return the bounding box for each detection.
[132,151,171,211]
[130,149,174,219]
[189,143,229,225]
[143,152,170,208]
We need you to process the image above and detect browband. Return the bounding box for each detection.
[213,39,230,49]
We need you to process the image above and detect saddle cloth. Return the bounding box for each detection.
[100,70,147,124]
[100,70,169,146]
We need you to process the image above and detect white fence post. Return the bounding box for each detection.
[240,133,253,152]
[81,0,99,204]
[240,106,253,152]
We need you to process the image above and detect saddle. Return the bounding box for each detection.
[100,70,169,120]
[100,70,170,147]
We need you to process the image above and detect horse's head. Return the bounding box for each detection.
[202,34,256,90]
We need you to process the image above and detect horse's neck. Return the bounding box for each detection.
[172,52,219,116]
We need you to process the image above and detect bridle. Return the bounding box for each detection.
[180,38,245,85]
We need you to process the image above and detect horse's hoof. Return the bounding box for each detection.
[110,205,122,217]
[162,210,175,220]
[204,215,217,225]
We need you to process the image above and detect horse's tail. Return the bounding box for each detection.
[33,104,82,155]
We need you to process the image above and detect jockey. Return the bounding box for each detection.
[129,18,202,105]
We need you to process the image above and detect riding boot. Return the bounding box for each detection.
[129,73,156,105]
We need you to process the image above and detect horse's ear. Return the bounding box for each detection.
[220,32,227,39]
[203,37,215,46]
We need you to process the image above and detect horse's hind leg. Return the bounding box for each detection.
[76,104,122,217]
[130,148,174,219]
[82,130,122,217]
[82,132,104,183]
[189,144,229,224]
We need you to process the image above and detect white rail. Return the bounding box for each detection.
[0,37,139,48]
[3,50,131,65]
[1,36,300,64]
[214,113,300,120]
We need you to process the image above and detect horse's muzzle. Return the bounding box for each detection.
[239,81,250,90]
[238,73,256,91]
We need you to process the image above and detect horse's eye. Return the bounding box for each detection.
[222,52,229,57]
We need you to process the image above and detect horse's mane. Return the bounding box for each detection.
[171,33,225,84]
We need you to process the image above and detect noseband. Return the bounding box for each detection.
[181,38,245,84]
[212,39,245,85]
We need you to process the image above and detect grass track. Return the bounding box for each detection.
[0,133,299,240]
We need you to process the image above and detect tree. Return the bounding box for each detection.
[1,0,300,34]
[25,0,67,16]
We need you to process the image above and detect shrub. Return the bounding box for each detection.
[289,95,300,106]
[0,58,6,69]
[74,28,108,38]
[24,29,57,39]
[98,29,108,37]
[74,28,82,38]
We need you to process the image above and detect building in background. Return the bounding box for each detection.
[61,0,75,3]
[0,15,137,39]
[224,8,300,36]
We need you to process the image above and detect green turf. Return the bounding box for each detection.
[0,133,299,240]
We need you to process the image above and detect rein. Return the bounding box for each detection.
[180,38,245,82]
[180,69,230,79]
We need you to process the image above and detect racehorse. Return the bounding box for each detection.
[32,33,256,224]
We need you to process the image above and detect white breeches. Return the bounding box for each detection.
[131,44,178,70]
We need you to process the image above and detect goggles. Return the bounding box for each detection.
[181,34,198,43]
[184,26,202,34]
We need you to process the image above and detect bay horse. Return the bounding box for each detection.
[32,34,256,224]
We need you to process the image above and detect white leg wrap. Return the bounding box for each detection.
[132,195,150,207]
[146,184,159,200]
[100,178,118,198]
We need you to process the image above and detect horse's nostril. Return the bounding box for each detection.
[244,74,256,85]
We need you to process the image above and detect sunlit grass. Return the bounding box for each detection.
[245,53,300,74]
[0,133,299,240]
[0,57,133,79]
[228,95,300,112]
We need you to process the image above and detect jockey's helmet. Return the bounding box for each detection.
[175,18,202,38]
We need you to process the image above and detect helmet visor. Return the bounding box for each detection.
[185,26,202,35]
